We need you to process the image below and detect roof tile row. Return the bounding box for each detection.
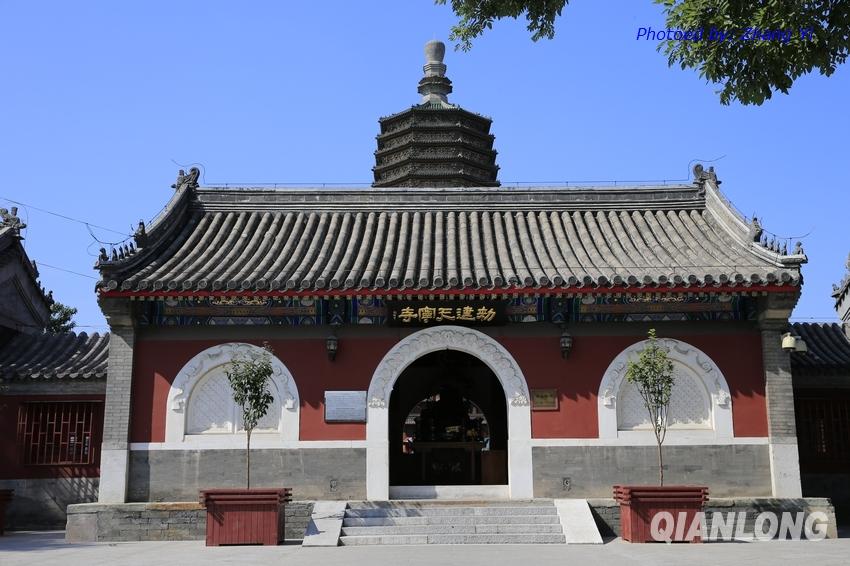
[101,203,800,294]
[0,332,109,381]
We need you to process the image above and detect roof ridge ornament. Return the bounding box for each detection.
[0,206,26,237]
[134,221,148,248]
[418,40,453,105]
[747,216,763,242]
[833,252,850,299]
[171,167,200,191]
[692,164,720,194]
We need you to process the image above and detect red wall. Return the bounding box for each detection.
[131,331,768,443]
[0,394,104,480]
[507,332,768,438]
[132,339,397,443]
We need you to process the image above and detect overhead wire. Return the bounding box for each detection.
[1,196,130,236]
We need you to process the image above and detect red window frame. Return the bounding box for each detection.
[16,401,103,466]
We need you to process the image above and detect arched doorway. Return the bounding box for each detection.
[366,326,533,500]
[389,350,508,486]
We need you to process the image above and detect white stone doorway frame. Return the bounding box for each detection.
[366,326,533,500]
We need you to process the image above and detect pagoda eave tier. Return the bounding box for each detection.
[376,130,497,152]
[373,165,500,188]
[375,143,499,172]
[377,105,494,132]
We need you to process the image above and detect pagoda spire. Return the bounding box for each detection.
[418,40,452,105]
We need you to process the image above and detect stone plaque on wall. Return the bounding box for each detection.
[325,391,367,422]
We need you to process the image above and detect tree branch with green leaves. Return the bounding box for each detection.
[47,301,77,334]
[437,0,850,105]
[625,329,675,486]
[226,344,275,489]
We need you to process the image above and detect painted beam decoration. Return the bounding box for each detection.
[386,300,507,326]
[136,296,322,326]
[132,293,755,326]
[570,294,753,322]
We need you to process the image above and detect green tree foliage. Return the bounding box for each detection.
[437,0,850,105]
[226,343,275,489]
[625,329,675,486]
[437,0,568,48]
[46,301,77,334]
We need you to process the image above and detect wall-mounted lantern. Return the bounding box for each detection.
[560,328,574,359]
[326,327,339,361]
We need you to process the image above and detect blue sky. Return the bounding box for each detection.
[1,1,847,331]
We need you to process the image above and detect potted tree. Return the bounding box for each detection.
[199,343,292,546]
[613,329,708,543]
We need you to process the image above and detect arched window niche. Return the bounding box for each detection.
[597,338,733,442]
[164,343,300,446]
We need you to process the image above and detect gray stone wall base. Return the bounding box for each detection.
[128,448,366,501]
[65,501,314,543]
[588,497,837,540]
[0,477,99,530]
[533,445,772,498]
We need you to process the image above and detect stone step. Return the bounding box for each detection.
[342,514,562,527]
[344,506,557,518]
[341,523,564,536]
[336,500,570,545]
[339,533,567,545]
[349,499,546,508]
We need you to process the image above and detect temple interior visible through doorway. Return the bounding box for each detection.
[388,350,508,487]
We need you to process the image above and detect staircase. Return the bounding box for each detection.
[339,500,566,545]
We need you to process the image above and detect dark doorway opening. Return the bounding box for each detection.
[389,350,508,486]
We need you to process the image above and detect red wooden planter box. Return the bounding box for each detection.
[0,489,13,536]
[199,488,292,546]
[614,485,708,543]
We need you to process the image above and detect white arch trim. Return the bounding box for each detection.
[597,338,733,441]
[165,343,300,445]
[366,326,533,501]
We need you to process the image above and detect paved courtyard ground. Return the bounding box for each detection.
[1,531,849,565]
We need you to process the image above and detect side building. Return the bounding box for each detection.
[792,257,850,522]
[0,212,108,529]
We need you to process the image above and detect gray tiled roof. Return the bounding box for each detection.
[0,331,109,381]
[791,323,850,371]
[0,227,43,291]
[0,225,53,330]
[96,182,804,294]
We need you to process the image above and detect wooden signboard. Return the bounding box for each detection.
[531,389,559,411]
[385,299,507,327]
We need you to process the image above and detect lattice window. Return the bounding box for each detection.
[796,393,850,473]
[618,363,712,430]
[186,368,281,434]
[17,402,102,465]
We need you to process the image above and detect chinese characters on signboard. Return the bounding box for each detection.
[531,389,559,411]
[386,300,506,326]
